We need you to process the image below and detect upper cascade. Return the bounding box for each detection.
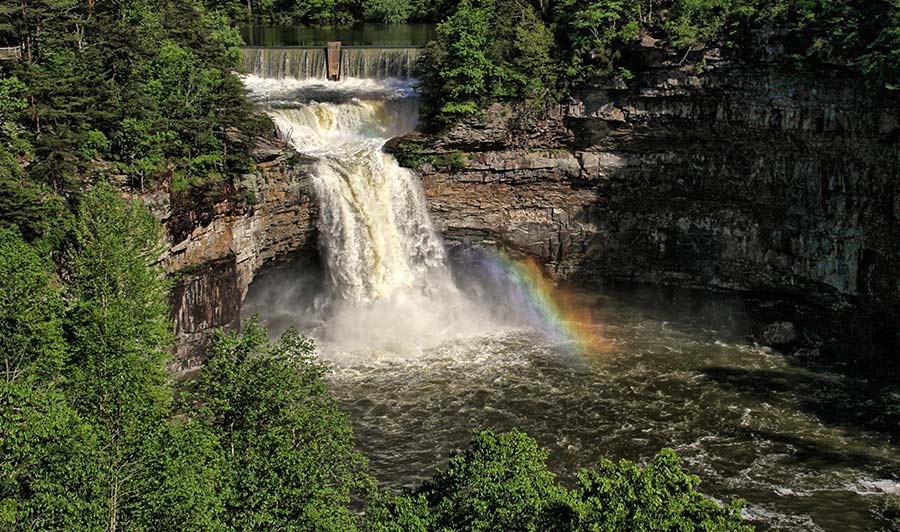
[240,46,423,81]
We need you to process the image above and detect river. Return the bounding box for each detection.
[238,32,900,531]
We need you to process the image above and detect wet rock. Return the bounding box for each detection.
[757,322,800,348]
[793,347,822,359]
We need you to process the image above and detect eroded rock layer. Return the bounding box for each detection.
[142,137,318,370]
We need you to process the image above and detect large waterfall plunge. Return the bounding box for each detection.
[242,76,495,356]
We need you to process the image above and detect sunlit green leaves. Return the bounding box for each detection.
[369,430,752,532]
[192,320,374,531]
[0,228,65,381]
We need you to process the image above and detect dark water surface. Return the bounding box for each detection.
[246,275,900,532]
[240,23,435,47]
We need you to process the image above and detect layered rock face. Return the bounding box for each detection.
[389,54,900,361]
[143,138,317,370]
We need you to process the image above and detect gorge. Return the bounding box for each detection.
[152,38,900,531]
[9,2,900,530]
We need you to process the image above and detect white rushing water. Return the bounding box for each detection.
[241,47,423,81]
[243,76,496,357]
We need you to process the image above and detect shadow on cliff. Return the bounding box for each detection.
[701,366,900,445]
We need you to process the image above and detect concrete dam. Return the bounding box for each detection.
[240,45,424,80]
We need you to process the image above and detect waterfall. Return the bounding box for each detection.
[241,47,328,80]
[241,47,422,80]
[242,75,494,354]
[267,99,447,303]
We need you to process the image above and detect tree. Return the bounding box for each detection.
[63,182,175,531]
[369,430,753,532]
[192,320,374,531]
[552,0,641,82]
[363,0,414,23]
[0,228,104,531]
[419,0,494,121]
[417,429,574,532]
[572,449,753,531]
[0,228,65,382]
[488,0,557,100]
[0,381,105,531]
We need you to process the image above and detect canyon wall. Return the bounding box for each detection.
[142,137,318,370]
[389,48,900,362]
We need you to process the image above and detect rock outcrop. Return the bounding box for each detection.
[142,136,318,371]
[388,49,900,363]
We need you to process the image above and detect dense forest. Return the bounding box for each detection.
[416,0,900,125]
[212,0,456,25]
[1,0,898,529]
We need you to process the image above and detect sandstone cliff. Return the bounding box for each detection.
[142,136,318,371]
[387,49,900,364]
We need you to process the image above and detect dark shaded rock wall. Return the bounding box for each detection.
[390,58,900,362]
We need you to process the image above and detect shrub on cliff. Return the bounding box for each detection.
[418,0,557,126]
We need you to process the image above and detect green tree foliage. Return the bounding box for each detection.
[551,0,641,82]
[0,382,104,531]
[369,430,752,532]
[191,320,374,531]
[418,429,573,531]
[205,0,451,25]
[418,0,556,125]
[419,0,493,120]
[363,0,415,23]
[0,228,65,381]
[0,226,103,530]
[0,0,261,197]
[572,448,753,531]
[63,183,180,531]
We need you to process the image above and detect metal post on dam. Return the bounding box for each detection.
[327,41,341,81]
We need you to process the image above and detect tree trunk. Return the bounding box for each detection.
[108,469,119,532]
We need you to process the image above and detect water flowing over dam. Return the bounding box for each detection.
[241,46,423,81]
[240,58,900,532]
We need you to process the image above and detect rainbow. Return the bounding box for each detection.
[473,249,607,353]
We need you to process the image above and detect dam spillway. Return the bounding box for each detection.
[240,46,424,81]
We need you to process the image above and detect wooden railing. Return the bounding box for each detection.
[0,46,22,61]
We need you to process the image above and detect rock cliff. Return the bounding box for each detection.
[388,51,900,364]
[142,136,318,371]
